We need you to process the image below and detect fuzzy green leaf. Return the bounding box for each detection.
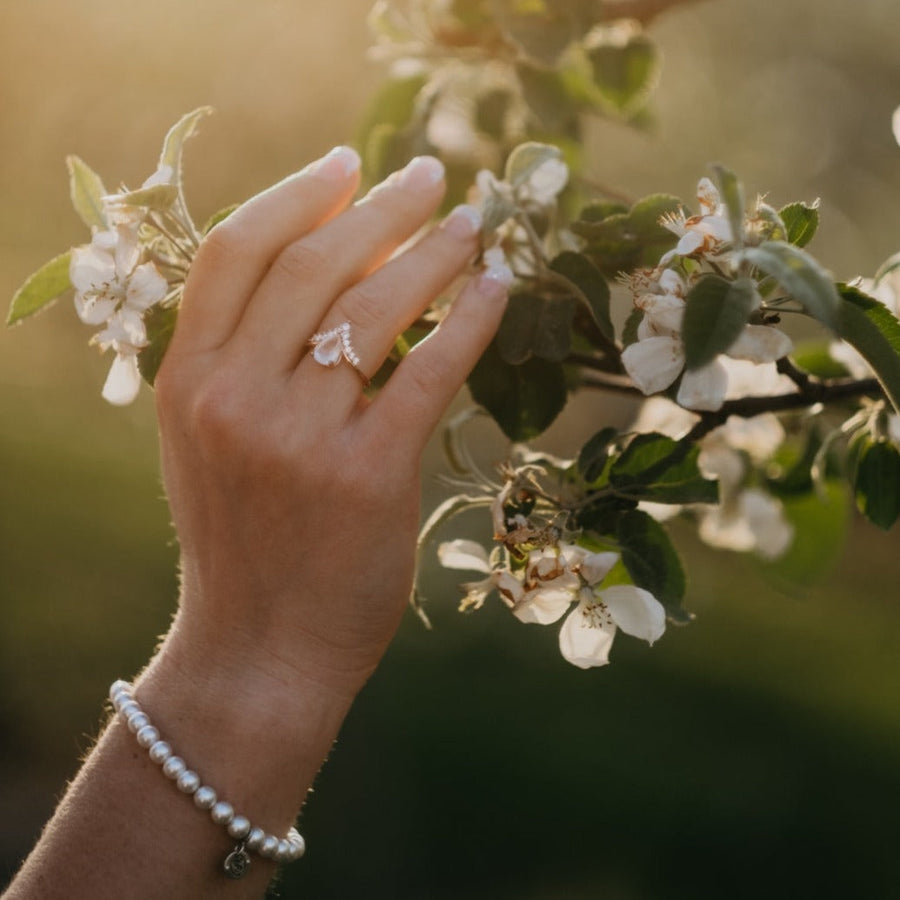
[586,33,659,116]
[853,437,900,529]
[779,201,819,248]
[202,204,240,235]
[7,252,72,326]
[577,427,618,483]
[159,107,213,180]
[550,251,613,344]
[711,164,744,249]
[496,292,576,364]
[616,509,690,622]
[504,142,562,190]
[137,303,179,386]
[682,275,758,370]
[609,432,718,505]
[66,155,108,229]
[837,284,900,415]
[468,341,568,441]
[109,183,178,212]
[740,241,840,330]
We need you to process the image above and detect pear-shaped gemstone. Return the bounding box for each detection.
[312,330,344,367]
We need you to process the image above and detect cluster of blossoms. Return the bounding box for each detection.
[621,178,792,412]
[437,471,666,669]
[69,166,185,405]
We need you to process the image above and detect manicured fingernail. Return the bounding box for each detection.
[477,263,514,298]
[441,204,482,239]
[309,145,361,180]
[397,156,445,191]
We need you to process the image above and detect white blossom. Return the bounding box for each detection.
[70,224,167,405]
[659,177,733,265]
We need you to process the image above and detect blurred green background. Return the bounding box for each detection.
[2,1,900,897]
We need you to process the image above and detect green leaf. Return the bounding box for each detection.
[496,292,576,364]
[468,341,568,441]
[739,241,840,331]
[159,106,213,180]
[549,251,613,344]
[504,141,562,190]
[621,306,643,347]
[790,340,850,379]
[853,437,900,529]
[710,164,744,249]
[66,155,108,229]
[615,509,689,621]
[577,427,618,483]
[837,284,900,415]
[586,33,659,116]
[575,494,637,536]
[682,275,759,370]
[202,204,240,234]
[108,183,178,212]
[779,201,819,248]
[609,432,718,505]
[367,0,417,43]
[573,193,681,275]
[494,0,582,66]
[515,63,580,133]
[137,303,179,386]
[7,252,72,326]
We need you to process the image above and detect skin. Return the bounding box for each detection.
[4,147,510,899]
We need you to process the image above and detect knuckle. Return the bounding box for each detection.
[341,281,386,331]
[196,221,243,269]
[270,240,329,285]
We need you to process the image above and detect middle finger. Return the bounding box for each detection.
[230,155,446,371]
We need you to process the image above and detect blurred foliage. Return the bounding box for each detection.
[2,0,900,896]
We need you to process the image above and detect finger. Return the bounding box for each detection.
[293,203,483,405]
[229,155,446,369]
[172,146,362,353]
[366,263,514,454]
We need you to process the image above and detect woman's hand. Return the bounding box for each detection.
[153,147,510,702]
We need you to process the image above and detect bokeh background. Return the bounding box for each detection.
[2,0,900,897]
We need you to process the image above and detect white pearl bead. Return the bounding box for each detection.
[193,786,217,810]
[245,827,265,851]
[148,741,172,765]
[260,835,279,859]
[126,711,150,733]
[210,801,234,826]
[162,756,186,780]
[118,699,139,719]
[177,770,200,794]
[135,725,159,748]
[227,815,251,840]
[289,832,306,859]
[109,680,130,702]
[275,839,292,862]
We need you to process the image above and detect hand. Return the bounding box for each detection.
[153,147,511,702]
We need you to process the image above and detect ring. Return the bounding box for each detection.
[307,322,371,387]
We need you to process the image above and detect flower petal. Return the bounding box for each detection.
[70,244,116,299]
[579,551,619,586]
[512,580,575,625]
[437,539,493,573]
[102,353,142,406]
[676,359,728,411]
[601,585,666,644]
[727,325,792,363]
[622,336,684,395]
[126,262,168,312]
[558,596,616,668]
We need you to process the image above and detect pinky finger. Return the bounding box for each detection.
[368,264,513,453]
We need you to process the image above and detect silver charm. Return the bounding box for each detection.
[223,842,251,879]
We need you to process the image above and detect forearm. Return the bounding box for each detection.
[4,612,354,899]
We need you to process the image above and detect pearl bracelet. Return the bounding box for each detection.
[109,680,306,879]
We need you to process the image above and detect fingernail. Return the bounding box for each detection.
[309,145,361,180]
[441,204,482,239]
[397,156,445,191]
[477,263,514,298]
